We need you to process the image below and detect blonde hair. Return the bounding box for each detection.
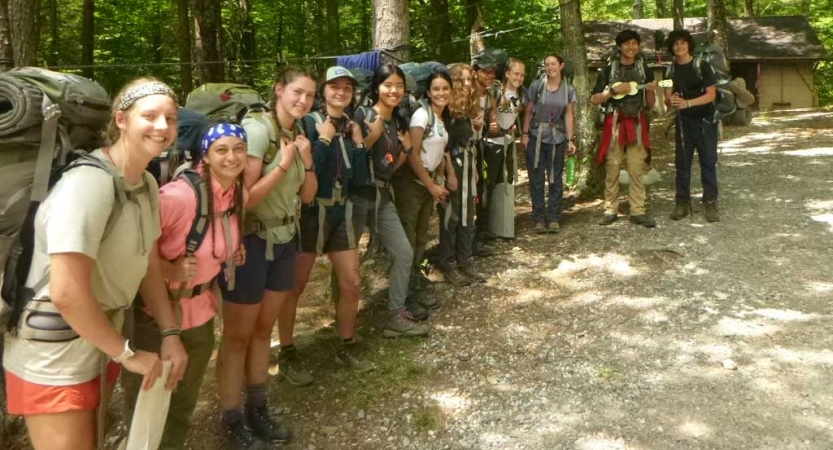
[500,58,526,109]
[447,63,481,120]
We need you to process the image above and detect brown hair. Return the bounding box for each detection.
[447,63,481,120]
[270,66,318,106]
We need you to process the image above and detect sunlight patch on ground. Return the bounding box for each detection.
[810,213,833,232]
[714,316,783,338]
[675,420,714,439]
[784,147,833,157]
[796,415,833,438]
[748,308,821,322]
[768,347,833,366]
[572,291,606,305]
[546,253,638,278]
[575,435,629,450]
[807,281,833,293]
[805,199,833,211]
[431,390,469,413]
[611,295,666,310]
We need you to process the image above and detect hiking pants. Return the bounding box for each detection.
[392,165,435,270]
[525,135,566,224]
[675,115,719,203]
[604,143,648,216]
[475,140,508,233]
[438,156,476,272]
[122,307,215,450]
[340,190,413,311]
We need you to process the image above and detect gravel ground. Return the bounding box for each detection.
[4,108,833,450]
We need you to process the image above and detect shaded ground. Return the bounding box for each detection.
[4,108,833,450]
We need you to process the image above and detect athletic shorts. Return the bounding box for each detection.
[220,234,297,303]
[299,204,359,254]
[5,362,120,415]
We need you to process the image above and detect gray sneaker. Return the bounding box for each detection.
[335,339,376,373]
[384,310,430,338]
[277,346,314,387]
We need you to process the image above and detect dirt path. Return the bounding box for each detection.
[6,109,833,450]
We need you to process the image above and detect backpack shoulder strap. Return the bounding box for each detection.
[311,111,326,125]
[249,112,280,165]
[418,99,435,138]
[176,169,211,257]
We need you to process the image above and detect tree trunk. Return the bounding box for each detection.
[0,0,14,71]
[707,0,729,53]
[312,0,325,56]
[429,0,454,62]
[191,0,223,83]
[743,0,753,16]
[468,0,485,59]
[7,0,39,67]
[633,0,645,19]
[239,0,256,86]
[177,0,193,96]
[326,0,340,54]
[372,0,409,62]
[673,0,684,30]
[360,0,370,50]
[82,0,94,78]
[46,0,58,68]
[655,0,669,18]
[560,0,602,195]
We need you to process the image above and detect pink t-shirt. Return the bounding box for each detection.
[154,174,241,330]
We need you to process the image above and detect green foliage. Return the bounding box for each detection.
[33,0,833,105]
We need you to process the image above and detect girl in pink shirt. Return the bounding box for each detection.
[122,123,247,450]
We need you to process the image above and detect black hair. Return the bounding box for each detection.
[426,71,453,127]
[666,29,695,56]
[369,63,406,104]
[615,29,642,47]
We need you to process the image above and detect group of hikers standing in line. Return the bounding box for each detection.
[3,27,720,450]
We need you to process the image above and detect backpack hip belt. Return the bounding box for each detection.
[16,297,121,342]
[168,280,214,301]
[245,214,297,261]
[371,179,395,233]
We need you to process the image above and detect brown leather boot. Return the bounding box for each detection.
[703,201,720,222]
[670,201,690,220]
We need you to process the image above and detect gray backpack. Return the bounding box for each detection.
[0,68,111,332]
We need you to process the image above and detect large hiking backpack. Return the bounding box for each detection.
[185,83,267,123]
[399,62,450,98]
[1,68,111,331]
[666,43,737,119]
[149,107,214,185]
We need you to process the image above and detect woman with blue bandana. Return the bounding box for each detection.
[122,123,248,450]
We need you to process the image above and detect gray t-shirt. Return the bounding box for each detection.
[526,79,577,145]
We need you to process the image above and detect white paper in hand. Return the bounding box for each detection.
[125,361,173,450]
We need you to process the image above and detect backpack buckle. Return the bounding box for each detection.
[43,103,62,121]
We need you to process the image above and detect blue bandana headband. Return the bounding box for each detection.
[201,123,248,154]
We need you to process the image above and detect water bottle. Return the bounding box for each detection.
[565,155,577,187]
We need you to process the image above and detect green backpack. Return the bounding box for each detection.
[185,83,267,123]
[1,68,111,332]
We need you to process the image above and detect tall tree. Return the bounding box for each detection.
[46,0,58,68]
[178,0,193,95]
[560,0,602,194]
[82,0,94,78]
[429,0,455,62]
[372,0,409,62]
[468,0,485,58]
[360,0,370,50]
[239,0,256,86]
[0,0,13,71]
[673,0,684,30]
[633,0,645,19]
[743,0,753,16]
[191,0,223,83]
[656,0,669,17]
[7,0,39,67]
[707,0,729,52]
[326,0,340,54]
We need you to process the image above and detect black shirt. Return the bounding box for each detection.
[670,59,717,119]
[354,106,400,195]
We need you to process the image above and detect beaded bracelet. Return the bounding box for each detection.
[161,327,181,338]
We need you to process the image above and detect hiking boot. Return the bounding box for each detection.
[703,201,720,222]
[598,214,617,226]
[335,339,376,373]
[277,346,313,387]
[384,310,430,338]
[472,241,496,257]
[629,215,656,228]
[244,406,291,442]
[458,265,486,283]
[443,268,471,287]
[405,296,430,321]
[409,270,432,292]
[547,222,561,234]
[224,419,267,450]
[478,228,499,241]
[533,222,547,234]
[670,201,690,220]
[418,293,441,310]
